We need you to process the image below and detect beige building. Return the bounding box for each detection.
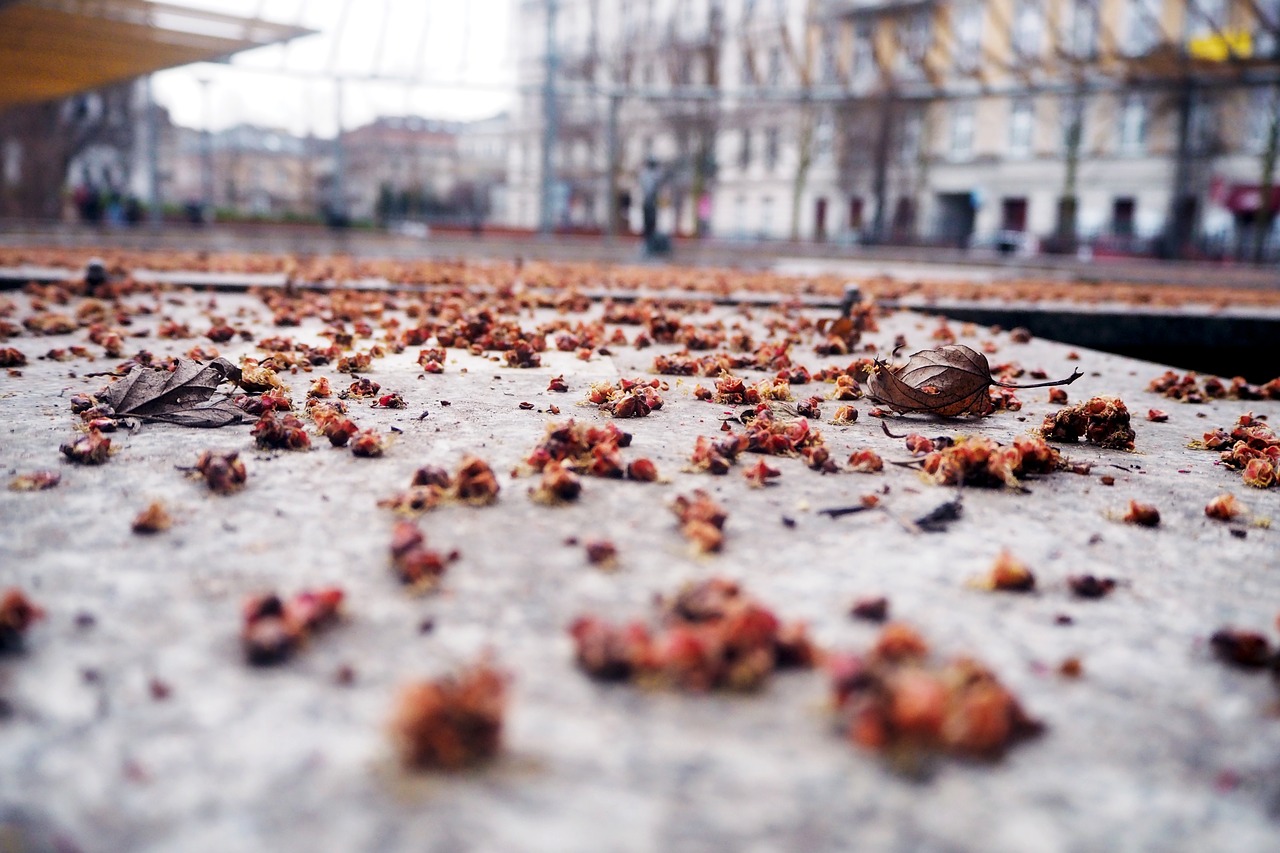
[506,0,1280,258]
[171,123,319,217]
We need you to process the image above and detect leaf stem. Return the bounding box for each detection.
[994,368,1084,390]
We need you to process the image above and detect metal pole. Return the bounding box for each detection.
[146,75,161,226]
[333,78,345,222]
[605,92,620,242]
[199,77,212,220]
[539,0,559,236]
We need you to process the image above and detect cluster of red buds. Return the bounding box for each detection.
[379,456,502,515]
[252,411,311,451]
[1041,396,1135,451]
[1202,413,1278,489]
[585,378,664,418]
[829,623,1043,761]
[241,587,344,665]
[672,490,728,553]
[0,588,44,653]
[570,578,817,691]
[389,659,509,769]
[192,450,248,494]
[921,435,1061,489]
[388,520,460,588]
[416,348,447,374]
[60,429,112,464]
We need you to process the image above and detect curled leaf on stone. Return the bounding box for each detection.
[94,357,246,427]
[867,345,1082,418]
[815,316,862,348]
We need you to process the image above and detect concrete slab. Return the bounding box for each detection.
[1,281,1279,853]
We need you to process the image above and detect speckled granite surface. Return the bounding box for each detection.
[1,283,1278,853]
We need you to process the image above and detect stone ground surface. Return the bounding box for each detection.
[1,278,1279,853]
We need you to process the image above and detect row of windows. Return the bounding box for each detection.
[947,89,1278,161]
[550,0,1280,90]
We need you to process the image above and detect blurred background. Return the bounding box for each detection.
[2,0,1280,264]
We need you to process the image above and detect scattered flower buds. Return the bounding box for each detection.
[1041,396,1135,451]
[829,623,1043,762]
[1204,493,1245,521]
[131,501,172,534]
[241,587,344,666]
[389,521,458,589]
[193,450,247,494]
[569,578,817,692]
[672,490,728,553]
[0,588,44,653]
[60,429,111,465]
[976,550,1036,592]
[252,411,311,451]
[389,659,508,770]
[8,471,60,491]
[1122,500,1161,527]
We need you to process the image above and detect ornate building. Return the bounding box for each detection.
[506,0,1280,259]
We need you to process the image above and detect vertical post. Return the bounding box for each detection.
[1057,88,1082,248]
[1164,80,1194,259]
[1253,83,1280,264]
[870,91,894,243]
[539,0,559,236]
[146,75,161,226]
[605,92,620,241]
[332,78,345,222]
[199,76,212,220]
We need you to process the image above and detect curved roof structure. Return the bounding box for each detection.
[0,0,313,108]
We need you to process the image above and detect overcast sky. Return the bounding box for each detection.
[151,0,515,137]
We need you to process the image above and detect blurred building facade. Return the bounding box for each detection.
[506,0,1280,259]
[170,122,319,218]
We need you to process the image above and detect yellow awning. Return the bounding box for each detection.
[0,0,313,108]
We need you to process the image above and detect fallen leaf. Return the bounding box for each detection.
[95,358,244,427]
[868,345,1081,417]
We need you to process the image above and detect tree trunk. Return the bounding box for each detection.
[789,104,814,242]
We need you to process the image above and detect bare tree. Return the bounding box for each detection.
[777,0,818,241]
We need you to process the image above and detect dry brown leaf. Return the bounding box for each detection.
[868,345,1081,418]
[96,357,245,427]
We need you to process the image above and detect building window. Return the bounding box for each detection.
[1065,0,1098,59]
[1012,0,1042,59]
[953,1,983,73]
[1123,0,1162,56]
[1117,95,1148,154]
[950,101,975,160]
[1189,93,1218,154]
[741,48,755,86]
[764,126,780,170]
[1009,98,1034,158]
[767,46,783,86]
[1188,0,1226,39]
[814,110,834,162]
[897,10,931,77]
[849,196,864,230]
[760,195,774,236]
[1256,0,1280,58]
[852,21,875,88]
[1112,198,1136,236]
[3,139,21,187]
[739,128,752,169]
[820,28,839,84]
